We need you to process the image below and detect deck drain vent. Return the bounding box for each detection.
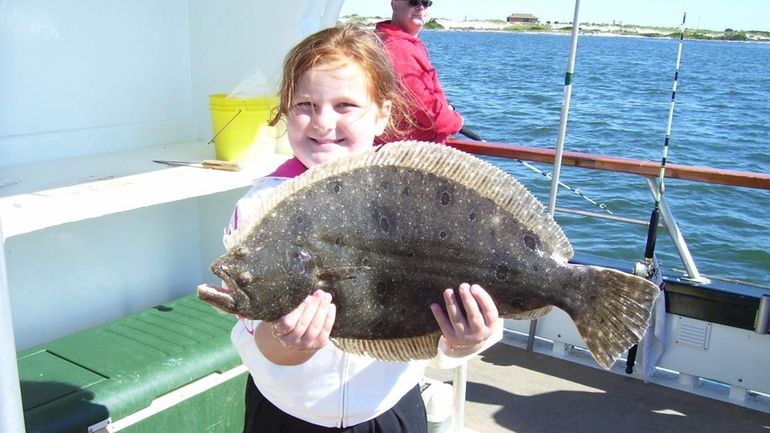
[674,317,711,350]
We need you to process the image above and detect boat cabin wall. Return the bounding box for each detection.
[1,0,345,351]
[6,192,226,349]
[0,0,343,167]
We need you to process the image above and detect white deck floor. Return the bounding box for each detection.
[426,340,770,433]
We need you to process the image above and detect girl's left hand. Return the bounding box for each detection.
[430,283,499,352]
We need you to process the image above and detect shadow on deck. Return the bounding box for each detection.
[425,342,770,433]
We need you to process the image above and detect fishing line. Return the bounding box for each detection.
[459,128,613,215]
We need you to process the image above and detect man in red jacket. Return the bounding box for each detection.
[375,0,463,143]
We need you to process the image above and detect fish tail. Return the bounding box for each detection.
[568,265,661,369]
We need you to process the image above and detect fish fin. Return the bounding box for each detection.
[507,306,552,320]
[367,141,574,260]
[332,332,442,361]
[567,265,661,369]
[236,141,573,260]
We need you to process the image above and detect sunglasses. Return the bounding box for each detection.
[407,0,433,8]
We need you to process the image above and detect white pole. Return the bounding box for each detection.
[321,0,346,28]
[451,363,468,433]
[547,0,581,215]
[531,0,582,353]
[0,218,26,433]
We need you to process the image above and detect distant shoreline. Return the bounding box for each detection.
[340,16,770,43]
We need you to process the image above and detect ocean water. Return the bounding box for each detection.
[422,31,770,288]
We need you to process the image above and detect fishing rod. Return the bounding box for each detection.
[626,11,687,375]
[458,127,613,215]
[642,11,686,274]
[459,127,483,141]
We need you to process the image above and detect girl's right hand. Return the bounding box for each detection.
[257,290,336,365]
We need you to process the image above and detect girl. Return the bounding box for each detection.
[225,25,502,433]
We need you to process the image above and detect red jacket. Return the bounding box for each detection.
[375,21,463,143]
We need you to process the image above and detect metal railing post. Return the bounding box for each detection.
[645,177,709,283]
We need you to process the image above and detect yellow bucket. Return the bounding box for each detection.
[208,94,290,161]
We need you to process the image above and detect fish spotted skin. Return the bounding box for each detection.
[198,141,659,368]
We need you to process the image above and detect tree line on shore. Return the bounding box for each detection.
[341,14,770,42]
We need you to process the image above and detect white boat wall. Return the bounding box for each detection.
[1,0,343,350]
[1,1,342,431]
[1,1,768,432]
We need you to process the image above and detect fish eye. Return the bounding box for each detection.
[232,245,249,258]
[297,250,311,263]
[286,248,313,275]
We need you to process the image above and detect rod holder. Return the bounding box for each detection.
[755,295,770,334]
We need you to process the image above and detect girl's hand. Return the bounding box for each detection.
[257,289,336,365]
[430,283,499,354]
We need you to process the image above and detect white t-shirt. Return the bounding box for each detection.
[227,176,502,428]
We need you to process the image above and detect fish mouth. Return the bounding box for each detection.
[197,263,250,315]
[196,283,239,314]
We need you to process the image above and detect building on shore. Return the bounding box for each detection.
[507,13,539,24]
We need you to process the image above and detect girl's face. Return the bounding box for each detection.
[287,63,391,168]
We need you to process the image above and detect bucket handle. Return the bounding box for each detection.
[207,109,242,145]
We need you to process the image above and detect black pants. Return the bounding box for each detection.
[243,375,428,433]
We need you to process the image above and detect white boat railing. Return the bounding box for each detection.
[446,137,770,283]
[551,176,708,283]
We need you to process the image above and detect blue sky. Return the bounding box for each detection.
[340,0,770,32]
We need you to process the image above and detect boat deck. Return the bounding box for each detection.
[426,338,770,433]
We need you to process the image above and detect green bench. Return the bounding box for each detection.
[17,295,246,433]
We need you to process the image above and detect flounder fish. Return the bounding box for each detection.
[198,141,660,368]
